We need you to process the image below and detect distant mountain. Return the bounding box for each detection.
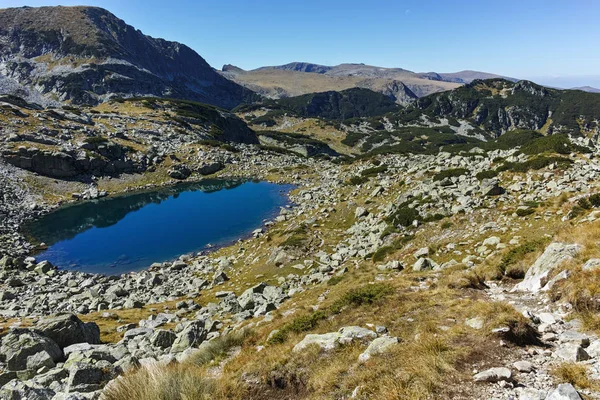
[435,70,518,84]
[220,62,515,104]
[0,6,256,108]
[256,62,333,74]
[572,86,600,93]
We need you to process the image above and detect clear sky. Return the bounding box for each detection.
[2,0,600,88]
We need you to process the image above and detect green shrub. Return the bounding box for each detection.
[327,276,344,286]
[346,175,368,185]
[520,135,589,155]
[197,139,239,153]
[332,284,393,311]
[268,284,392,344]
[423,213,446,223]
[498,156,572,173]
[361,165,388,177]
[386,204,421,227]
[433,168,469,181]
[476,170,498,180]
[589,193,600,207]
[372,246,394,262]
[498,240,546,275]
[578,197,592,210]
[516,208,535,217]
[186,330,251,366]
[84,136,108,144]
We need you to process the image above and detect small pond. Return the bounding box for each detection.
[25,179,294,275]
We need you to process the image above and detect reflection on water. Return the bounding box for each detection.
[24,179,293,275]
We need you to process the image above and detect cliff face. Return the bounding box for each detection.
[0,6,256,108]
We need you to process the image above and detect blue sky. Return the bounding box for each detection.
[2,0,600,88]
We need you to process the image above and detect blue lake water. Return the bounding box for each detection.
[25,179,294,275]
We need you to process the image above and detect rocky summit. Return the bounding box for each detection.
[1,4,600,400]
[0,6,256,108]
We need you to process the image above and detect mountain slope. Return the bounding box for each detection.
[0,6,256,108]
[407,79,600,135]
[276,88,400,120]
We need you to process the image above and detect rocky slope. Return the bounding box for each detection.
[0,6,256,108]
[3,127,600,398]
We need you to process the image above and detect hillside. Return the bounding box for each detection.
[237,79,600,158]
[0,6,256,108]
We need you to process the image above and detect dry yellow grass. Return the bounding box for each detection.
[551,362,592,389]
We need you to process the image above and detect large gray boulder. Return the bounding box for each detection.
[66,362,116,393]
[358,336,399,362]
[170,321,207,353]
[198,161,223,176]
[0,329,62,371]
[36,314,101,349]
[0,380,55,399]
[293,332,341,353]
[513,243,581,293]
[545,384,582,400]
[151,330,177,349]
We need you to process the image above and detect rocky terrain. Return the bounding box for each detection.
[4,97,600,398]
[2,5,600,400]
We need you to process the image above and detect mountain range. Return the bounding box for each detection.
[220,62,516,104]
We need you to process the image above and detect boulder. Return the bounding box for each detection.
[170,321,207,353]
[480,178,505,196]
[473,367,512,382]
[358,336,399,362]
[293,332,341,353]
[545,384,582,400]
[513,360,534,373]
[413,257,438,271]
[151,330,177,349]
[553,344,590,362]
[582,258,600,271]
[355,207,368,219]
[198,162,223,176]
[338,326,377,344]
[0,329,62,371]
[0,380,55,399]
[36,314,100,349]
[66,362,115,393]
[513,243,581,293]
[168,164,191,180]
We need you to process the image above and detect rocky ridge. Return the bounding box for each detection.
[0,6,256,108]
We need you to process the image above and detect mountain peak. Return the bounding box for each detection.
[0,5,255,108]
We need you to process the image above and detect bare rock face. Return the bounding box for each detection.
[0,6,256,108]
[512,243,581,293]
